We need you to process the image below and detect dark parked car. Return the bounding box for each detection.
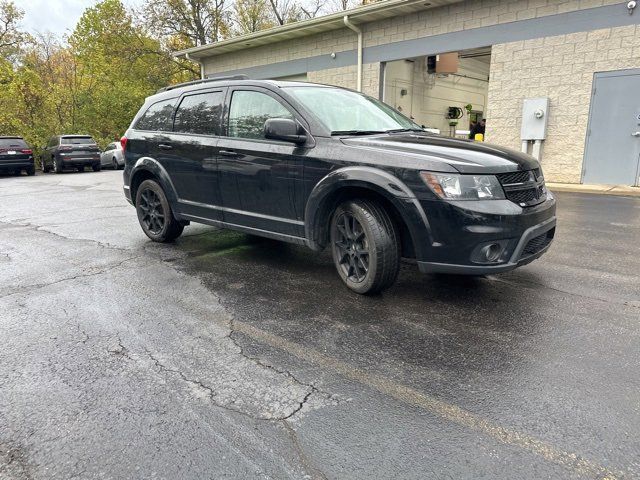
[41,135,101,173]
[0,136,35,176]
[122,77,556,294]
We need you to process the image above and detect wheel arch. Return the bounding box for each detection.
[129,158,179,207]
[305,167,432,260]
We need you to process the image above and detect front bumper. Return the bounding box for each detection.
[418,216,555,274]
[415,193,557,275]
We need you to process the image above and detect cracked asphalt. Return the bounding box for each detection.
[1,170,639,479]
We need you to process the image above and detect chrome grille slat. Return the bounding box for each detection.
[496,169,546,207]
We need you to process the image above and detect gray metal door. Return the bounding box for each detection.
[583,69,640,186]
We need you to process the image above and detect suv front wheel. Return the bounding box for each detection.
[135,179,184,242]
[330,200,400,294]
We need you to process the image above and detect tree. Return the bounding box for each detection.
[0,0,26,59]
[143,0,230,47]
[268,0,304,26]
[233,0,274,34]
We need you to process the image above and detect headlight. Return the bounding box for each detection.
[420,172,505,200]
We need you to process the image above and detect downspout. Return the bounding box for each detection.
[184,52,205,79]
[343,15,362,92]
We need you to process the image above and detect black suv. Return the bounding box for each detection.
[122,78,556,294]
[0,136,35,176]
[41,135,101,173]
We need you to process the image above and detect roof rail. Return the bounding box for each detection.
[157,74,249,93]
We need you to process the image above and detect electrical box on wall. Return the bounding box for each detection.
[521,97,550,140]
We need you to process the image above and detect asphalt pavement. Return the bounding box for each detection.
[1,170,639,479]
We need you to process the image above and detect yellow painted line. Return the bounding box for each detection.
[232,320,624,479]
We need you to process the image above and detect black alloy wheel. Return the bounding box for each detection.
[330,200,400,294]
[333,211,370,283]
[139,188,165,235]
[135,179,184,242]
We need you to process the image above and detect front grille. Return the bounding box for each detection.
[522,229,554,258]
[497,169,546,207]
[497,171,531,185]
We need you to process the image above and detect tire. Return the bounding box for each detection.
[53,156,62,174]
[41,159,50,173]
[77,166,84,172]
[135,179,184,242]
[113,158,119,170]
[92,163,101,172]
[27,166,35,176]
[330,199,400,294]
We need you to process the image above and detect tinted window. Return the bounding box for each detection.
[61,136,96,145]
[174,91,224,136]
[228,91,293,140]
[0,138,27,149]
[135,99,176,131]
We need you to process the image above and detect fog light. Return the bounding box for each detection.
[480,243,503,262]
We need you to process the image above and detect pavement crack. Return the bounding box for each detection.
[0,218,132,252]
[0,256,138,301]
[107,336,132,359]
[227,317,321,421]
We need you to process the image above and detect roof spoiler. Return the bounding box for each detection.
[156,74,249,93]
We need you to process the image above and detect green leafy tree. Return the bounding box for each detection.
[233,0,274,34]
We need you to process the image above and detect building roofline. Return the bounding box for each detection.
[173,0,460,59]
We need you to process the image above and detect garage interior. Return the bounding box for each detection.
[382,47,491,137]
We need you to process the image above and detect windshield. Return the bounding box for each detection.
[62,136,96,145]
[284,86,422,134]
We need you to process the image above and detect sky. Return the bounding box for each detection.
[16,0,143,37]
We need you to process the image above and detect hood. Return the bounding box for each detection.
[340,133,539,174]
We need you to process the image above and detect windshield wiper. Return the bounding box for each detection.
[384,128,425,133]
[331,130,386,136]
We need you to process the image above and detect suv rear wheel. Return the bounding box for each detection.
[135,179,184,242]
[53,157,62,174]
[330,200,400,294]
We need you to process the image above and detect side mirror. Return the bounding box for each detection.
[264,118,306,144]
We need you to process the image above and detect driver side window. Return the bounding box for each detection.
[228,90,293,140]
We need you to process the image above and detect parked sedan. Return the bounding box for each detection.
[0,136,35,176]
[41,135,101,173]
[100,141,124,170]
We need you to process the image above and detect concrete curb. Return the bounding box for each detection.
[547,183,640,197]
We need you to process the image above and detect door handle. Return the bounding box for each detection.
[158,143,173,150]
[219,149,241,158]
[632,132,640,137]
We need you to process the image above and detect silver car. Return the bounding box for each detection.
[100,141,124,170]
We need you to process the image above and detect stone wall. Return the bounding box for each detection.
[486,25,640,183]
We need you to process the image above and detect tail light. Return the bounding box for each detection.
[0,149,6,154]
[120,136,127,152]
[21,149,32,154]
[59,146,73,151]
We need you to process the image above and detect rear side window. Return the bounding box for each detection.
[0,138,28,149]
[106,143,115,150]
[61,136,96,145]
[135,99,176,131]
[174,91,224,136]
[228,90,293,140]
